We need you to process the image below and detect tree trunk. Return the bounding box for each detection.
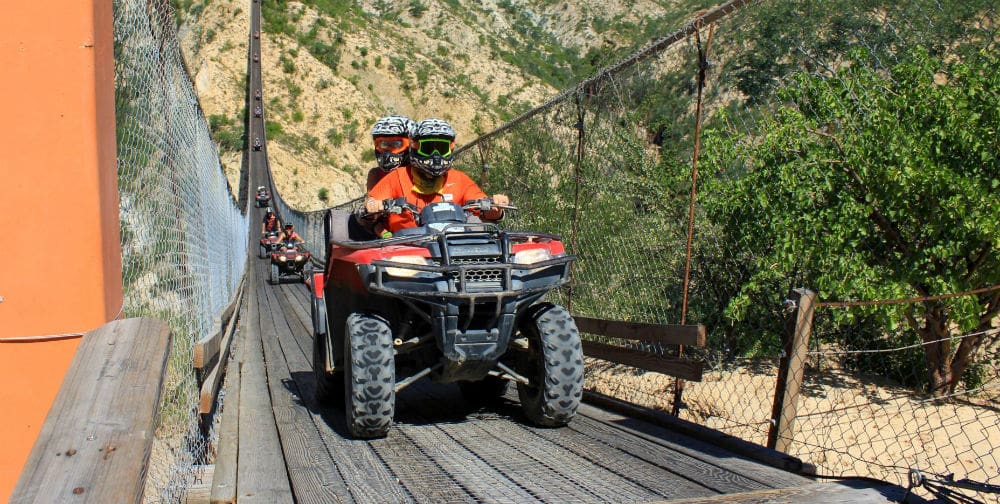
[918,304,953,397]
[947,291,1000,393]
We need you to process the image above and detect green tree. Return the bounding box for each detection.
[701,47,1000,396]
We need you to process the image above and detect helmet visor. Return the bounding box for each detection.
[416,138,453,157]
[374,136,409,154]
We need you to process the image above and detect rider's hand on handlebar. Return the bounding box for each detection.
[492,194,510,207]
[483,194,509,220]
[364,197,384,214]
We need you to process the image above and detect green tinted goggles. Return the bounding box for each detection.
[416,138,453,157]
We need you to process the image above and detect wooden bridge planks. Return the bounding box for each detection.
[577,404,809,488]
[253,276,817,503]
[257,279,352,504]
[236,263,294,504]
[11,318,170,504]
[228,247,911,504]
[655,481,915,503]
[269,280,411,503]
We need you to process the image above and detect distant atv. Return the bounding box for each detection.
[269,241,311,284]
[310,198,584,438]
[255,188,271,207]
[258,231,281,258]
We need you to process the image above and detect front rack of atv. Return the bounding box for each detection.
[367,254,574,301]
[332,225,565,250]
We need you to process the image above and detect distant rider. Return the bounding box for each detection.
[261,208,281,235]
[364,118,508,235]
[278,223,304,249]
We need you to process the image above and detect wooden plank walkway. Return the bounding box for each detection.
[208,237,917,504]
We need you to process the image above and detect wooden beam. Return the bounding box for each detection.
[583,340,704,381]
[583,391,805,474]
[210,363,240,504]
[182,465,214,504]
[199,288,244,415]
[194,277,245,371]
[574,316,705,347]
[11,318,171,503]
[654,480,913,503]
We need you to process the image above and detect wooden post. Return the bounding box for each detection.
[767,288,816,453]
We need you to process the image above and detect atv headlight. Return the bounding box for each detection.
[513,248,553,266]
[296,255,305,261]
[279,256,287,262]
[385,255,432,278]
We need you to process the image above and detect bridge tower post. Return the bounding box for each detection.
[0,0,121,500]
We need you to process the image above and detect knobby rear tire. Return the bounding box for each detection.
[270,263,279,285]
[344,313,395,438]
[516,303,584,427]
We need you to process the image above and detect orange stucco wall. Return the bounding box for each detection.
[0,0,121,500]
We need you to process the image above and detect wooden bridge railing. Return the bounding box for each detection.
[10,318,171,504]
[575,316,706,381]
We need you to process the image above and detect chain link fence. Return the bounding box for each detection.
[454,0,1000,499]
[114,0,249,500]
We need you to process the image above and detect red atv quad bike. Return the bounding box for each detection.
[269,241,311,284]
[258,231,281,258]
[255,187,271,207]
[310,198,584,439]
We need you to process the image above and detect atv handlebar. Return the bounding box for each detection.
[369,197,516,220]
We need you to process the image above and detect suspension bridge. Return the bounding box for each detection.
[4,0,998,502]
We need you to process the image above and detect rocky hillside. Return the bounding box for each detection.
[175,0,714,210]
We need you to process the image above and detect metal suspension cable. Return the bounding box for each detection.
[456,0,756,155]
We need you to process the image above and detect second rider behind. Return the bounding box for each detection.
[367,115,417,191]
[365,118,509,235]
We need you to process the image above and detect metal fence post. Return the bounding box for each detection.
[567,94,586,311]
[767,288,816,453]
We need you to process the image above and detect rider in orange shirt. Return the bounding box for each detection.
[365,118,508,234]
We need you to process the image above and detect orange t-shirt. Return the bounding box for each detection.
[368,167,487,232]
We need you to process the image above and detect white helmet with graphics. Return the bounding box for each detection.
[410,118,456,178]
[371,115,416,172]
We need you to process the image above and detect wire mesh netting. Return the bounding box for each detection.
[453,0,1000,498]
[114,0,249,500]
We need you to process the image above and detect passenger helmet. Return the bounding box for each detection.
[371,115,416,172]
[411,118,456,178]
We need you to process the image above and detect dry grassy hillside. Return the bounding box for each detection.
[176,0,711,210]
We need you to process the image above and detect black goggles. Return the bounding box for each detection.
[415,138,453,157]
